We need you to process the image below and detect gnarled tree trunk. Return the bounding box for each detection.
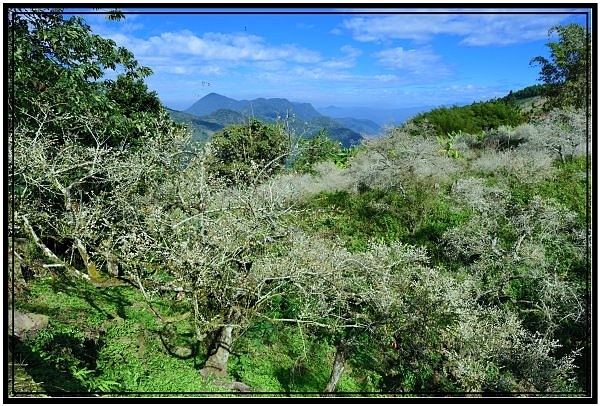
[200,311,241,378]
[323,342,347,394]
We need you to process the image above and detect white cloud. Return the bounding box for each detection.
[374,46,450,77]
[373,74,398,82]
[93,12,556,110]
[342,13,569,46]
[164,64,224,76]
[253,60,288,71]
[340,44,362,58]
[320,44,362,69]
[106,29,321,65]
[343,15,469,42]
[457,14,563,46]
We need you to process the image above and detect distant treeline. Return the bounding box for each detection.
[405,85,547,137]
[499,84,547,104]
[407,99,526,136]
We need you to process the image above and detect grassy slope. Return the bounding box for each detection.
[9,271,378,396]
[8,273,233,396]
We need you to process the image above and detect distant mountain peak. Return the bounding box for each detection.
[185,93,324,122]
[178,93,383,146]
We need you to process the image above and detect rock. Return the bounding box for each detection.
[8,309,49,339]
[212,379,252,393]
[231,381,252,393]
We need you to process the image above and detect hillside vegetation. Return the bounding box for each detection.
[170,93,379,148]
[7,10,591,399]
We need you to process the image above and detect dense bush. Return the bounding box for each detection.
[206,119,291,185]
[525,108,589,161]
[290,129,357,174]
[407,100,525,136]
[442,179,587,362]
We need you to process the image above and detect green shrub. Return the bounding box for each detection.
[206,119,290,185]
[229,323,333,393]
[291,129,357,174]
[407,100,525,137]
[298,182,469,257]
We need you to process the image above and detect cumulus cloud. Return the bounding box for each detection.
[343,14,469,43]
[342,13,569,45]
[373,74,398,82]
[373,46,451,79]
[457,14,564,46]
[107,29,321,64]
[341,44,362,58]
[87,10,572,109]
[320,44,362,69]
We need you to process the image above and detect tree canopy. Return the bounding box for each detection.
[8,8,160,148]
[8,8,182,282]
[406,100,525,137]
[530,23,591,110]
[205,118,291,185]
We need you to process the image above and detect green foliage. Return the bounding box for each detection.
[8,8,155,148]
[8,9,186,282]
[443,179,587,372]
[530,24,591,109]
[11,275,226,395]
[436,130,463,159]
[299,184,470,257]
[500,84,547,105]
[206,118,290,185]
[407,100,525,137]
[14,326,101,394]
[95,320,211,393]
[12,277,144,393]
[477,153,589,230]
[229,319,386,394]
[291,129,357,174]
[229,323,331,392]
[103,74,162,118]
[534,156,590,227]
[300,189,404,252]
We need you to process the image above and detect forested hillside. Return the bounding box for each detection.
[7,9,592,399]
[172,93,379,147]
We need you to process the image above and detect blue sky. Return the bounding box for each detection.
[74,7,590,111]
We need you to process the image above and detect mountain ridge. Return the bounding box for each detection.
[176,93,383,147]
[316,105,437,127]
[186,93,324,123]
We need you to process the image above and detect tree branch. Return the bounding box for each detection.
[18,211,90,281]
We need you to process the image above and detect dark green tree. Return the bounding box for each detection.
[292,129,356,174]
[8,8,155,147]
[407,101,524,136]
[530,24,591,109]
[500,84,546,103]
[8,8,180,280]
[206,119,290,185]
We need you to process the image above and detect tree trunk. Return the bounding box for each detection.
[200,311,241,378]
[74,237,101,280]
[18,212,89,281]
[323,343,347,394]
